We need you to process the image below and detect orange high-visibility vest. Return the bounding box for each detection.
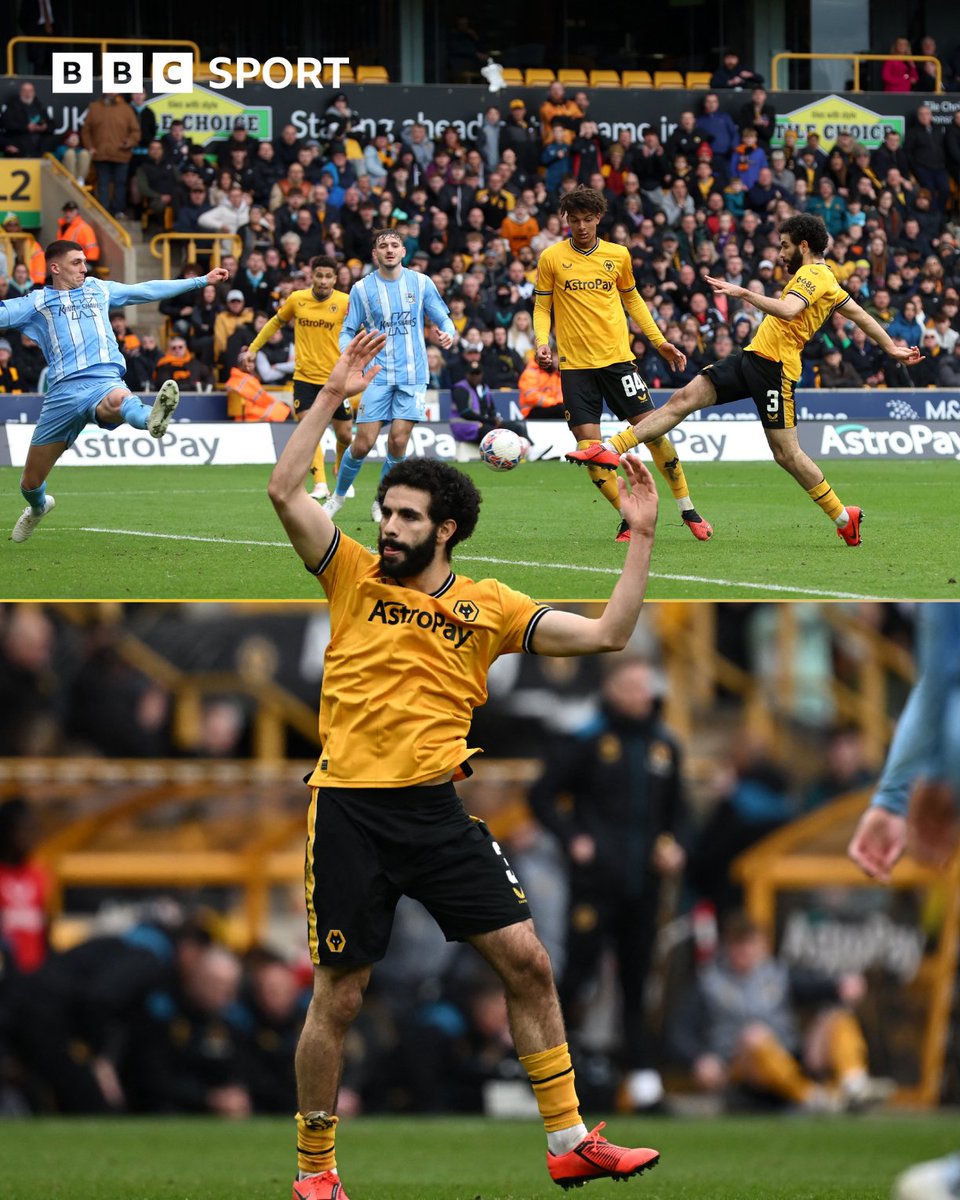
[225,368,292,421]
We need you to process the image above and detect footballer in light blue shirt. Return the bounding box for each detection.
[0,238,228,543]
[324,229,456,520]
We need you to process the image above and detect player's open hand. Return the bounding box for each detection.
[657,341,687,372]
[617,454,658,539]
[890,344,923,365]
[206,267,230,285]
[330,330,387,397]
[705,275,745,300]
[847,806,907,882]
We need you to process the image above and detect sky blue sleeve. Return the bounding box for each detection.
[423,278,455,336]
[870,606,960,815]
[339,285,363,351]
[105,276,207,306]
[0,296,38,330]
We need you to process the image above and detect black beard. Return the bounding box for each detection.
[787,247,803,273]
[378,533,437,579]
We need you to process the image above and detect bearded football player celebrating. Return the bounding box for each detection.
[568,214,923,546]
[241,255,356,501]
[534,185,712,544]
[270,329,664,1200]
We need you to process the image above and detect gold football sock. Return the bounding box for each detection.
[807,478,845,522]
[520,1043,582,1133]
[296,1110,338,1175]
[827,1011,869,1079]
[335,441,348,476]
[646,435,691,502]
[609,426,640,455]
[578,441,621,512]
[309,447,327,490]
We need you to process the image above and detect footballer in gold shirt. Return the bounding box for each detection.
[570,214,923,547]
[243,255,354,498]
[268,329,665,1199]
[533,186,713,545]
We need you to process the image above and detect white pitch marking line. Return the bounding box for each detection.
[75,526,880,600]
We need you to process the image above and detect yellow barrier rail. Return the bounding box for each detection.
[149,231,242,278]
[44,152,132,250]
[771,52,941,93]
[6,35,201,76]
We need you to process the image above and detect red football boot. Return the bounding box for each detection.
[566,443,621,469]
[682,509,713,541]
[547,1122,660,1190]
[292,1171,350,1200]
[837,506,863,546]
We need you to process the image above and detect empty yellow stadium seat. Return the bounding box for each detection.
[356,65,389,83]
[500,67,524,86]
[525,68,557,86]
[654,70,685,89]
[686,71,712,89]
[621,70,653,88]
[322,63,355,83]
[557,68,588,85]
[589,69,621,87]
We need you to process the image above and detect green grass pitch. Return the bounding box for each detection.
[1,460,957,600]
[3,1113,958,1199]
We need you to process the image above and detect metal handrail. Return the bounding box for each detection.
[771,52,941,93]
[43,152,132,249]
[6,35,202,76]
[149,232,242,278]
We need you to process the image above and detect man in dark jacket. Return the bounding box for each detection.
[135,139,180,227]
[1,80,49,156]
[528,656,688,1113]
[904,104,950,212]
[500,100,540,177]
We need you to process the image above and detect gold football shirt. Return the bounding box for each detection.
[306,531,551,788]
[748,263,850,381]
[534,238,643,370]
[250,288,350,384]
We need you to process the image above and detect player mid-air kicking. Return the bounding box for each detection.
[0,239,228,542]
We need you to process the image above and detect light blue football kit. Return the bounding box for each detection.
[332,268,455,499]
[0,274,211,448]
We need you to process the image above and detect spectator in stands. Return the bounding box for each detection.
[217,118,259,169]
[198,184,250,238]
[269,162,312,212]
[0,338,23,393]
[843,326,886,385]
[807,177,849,237]
[213,289,254,377]
[670,912,891,1114]
[881,37,919,92]
[449,340,528,443]
[499,203,539,256]
[887,297,924,344]
[154,334,213,390]
[905,104,950,212]
[1,212,45,285]
[80,91,141,218]
[819,344,862,387]
[128,92,156,174]
[572,120,608,185]
[159,118,190,171]
[517,345,564,417]
[912,35,942,92]
[539,81,582,146]
[8,262,33,297]
[0,796,48,974]
[710,50,764,90]
[500,100,539,177]
[55,201,100,263]
[1,80,49,157]
[737,87,776,147]
[529,656,687,1113]
[53,129,91,186]
[272,123,302,170]
[401,122,435,171]
[697,93,740,161]
[135,139,180,229]
[173,182,211,234]
[233,950,306,1113]
[938,339,960,385]
[482,324,525,387]
[507,309,536,361]
[729,127,767,190]
[872,129,912,182]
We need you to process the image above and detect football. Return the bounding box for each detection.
[478,428,525,471]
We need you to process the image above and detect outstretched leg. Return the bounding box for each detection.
[12,440,63,543]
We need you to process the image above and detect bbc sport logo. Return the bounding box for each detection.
[52,53,351,94]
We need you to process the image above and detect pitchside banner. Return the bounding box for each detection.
[17,78,960,152]
[9,419,959,466]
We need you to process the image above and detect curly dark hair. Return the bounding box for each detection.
[780,214,829,256]
[376,458,482,556]
[558,185,607,221]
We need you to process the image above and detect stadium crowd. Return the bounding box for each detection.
[0,602,919,1118]
[1,69,960,400]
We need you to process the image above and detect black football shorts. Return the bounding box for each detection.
[292,378,352,422]
[559,360,657,428]
[701,349,797,429]
[305,782,531,967]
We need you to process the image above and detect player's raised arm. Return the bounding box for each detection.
[706,275,807,321]
[268,331,385,566]
[104,267,229,307]
[841,295,923,364]
[530,455,658,655]
[0,293,41,330]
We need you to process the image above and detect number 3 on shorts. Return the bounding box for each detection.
[766,388,780,417]
[622,372,645,398]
